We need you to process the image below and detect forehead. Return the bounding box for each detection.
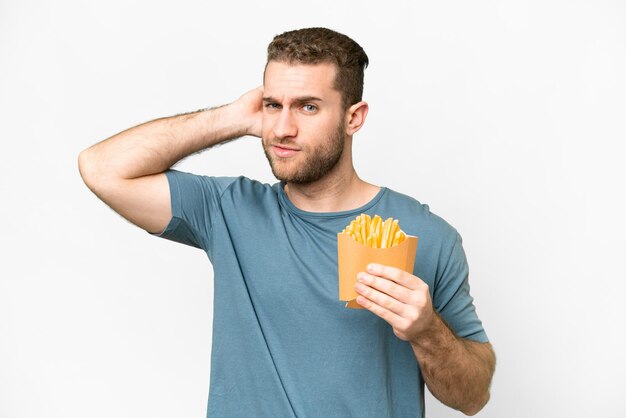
[263,61,340,101]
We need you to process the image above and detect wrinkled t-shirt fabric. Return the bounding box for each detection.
[153,169,488,418]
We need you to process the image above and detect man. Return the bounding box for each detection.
[79,27,495,417]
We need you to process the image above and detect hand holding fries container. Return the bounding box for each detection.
[337,232,418,309]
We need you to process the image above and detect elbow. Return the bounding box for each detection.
[78,148,110,195]
[78,148,97,188]
[78,148,89,173]
[78,149,91,182]
[461,391,490,416]
[460,340,495,415]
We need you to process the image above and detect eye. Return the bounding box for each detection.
[264,103,281,110]
[302,104,317,112]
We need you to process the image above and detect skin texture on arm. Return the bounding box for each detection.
[77,87,263,233]
[409,313,496,415]
[354,264,495,415]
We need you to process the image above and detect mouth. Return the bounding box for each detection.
[271,144,300,158]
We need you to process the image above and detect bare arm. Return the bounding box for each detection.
[355,264,495,415]
[78,87,263,233]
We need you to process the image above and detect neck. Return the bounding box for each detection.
[284,159,380,213]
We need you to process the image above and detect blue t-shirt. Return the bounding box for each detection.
[155,169,487,418]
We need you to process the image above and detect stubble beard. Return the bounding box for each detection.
[262,120,346,185]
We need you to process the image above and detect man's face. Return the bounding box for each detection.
[262,61,347,185]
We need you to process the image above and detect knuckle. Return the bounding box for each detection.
[380,265,394,278]
[404,308,419,323]
[381,296,396,310]
[413,295,426,307]
[409,293,422,306]
[393,328,408,341]
[376,306,389,320]
[389,269,403,281]
[398,319,412,333]
[378,280,391,293]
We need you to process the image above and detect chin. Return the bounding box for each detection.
[269,165,297,183]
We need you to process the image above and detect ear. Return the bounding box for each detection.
[344,101,369,136]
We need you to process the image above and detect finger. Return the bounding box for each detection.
[357,272,412,304]
[355,281,406,316]
[367,264,422,290]
[355,294,404,327]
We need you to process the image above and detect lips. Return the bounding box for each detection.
[271,144,300,158]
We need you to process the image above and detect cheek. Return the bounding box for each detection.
[318,118,342,137]
[304,115,335,133]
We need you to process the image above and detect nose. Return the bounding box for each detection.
[272,108,297,139]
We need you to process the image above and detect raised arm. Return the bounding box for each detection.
[78,87,263,233]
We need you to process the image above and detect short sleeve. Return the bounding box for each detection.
[150,169,237,251]
[432,233,489,343]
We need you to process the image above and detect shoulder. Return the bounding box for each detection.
[165,170,275,198]
[382,188,460,246]
[220,176,279,198]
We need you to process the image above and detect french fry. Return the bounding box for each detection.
[360,216,367,243]
[380,218,391,248]
[374,216,382,247]
[388,220,399,248]
[340,214,408,248]
[392,230,405,246]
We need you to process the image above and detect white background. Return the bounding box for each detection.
[1,1,625,417]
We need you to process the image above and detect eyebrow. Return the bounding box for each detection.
[262,95,323,104]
